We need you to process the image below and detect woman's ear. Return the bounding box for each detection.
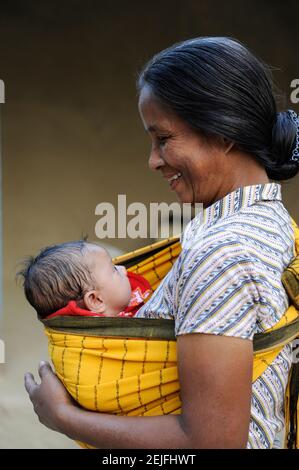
[83,290,106,313]
[212,135,234,154]
[222,137,235,154]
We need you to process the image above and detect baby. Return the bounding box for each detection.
[19,240,178,438]
[19,240,152,320]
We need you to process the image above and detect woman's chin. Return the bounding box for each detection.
[174,190,193,204]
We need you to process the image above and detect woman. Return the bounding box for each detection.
[24,36,299,449]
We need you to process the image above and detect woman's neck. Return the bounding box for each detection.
[205,151,270,209]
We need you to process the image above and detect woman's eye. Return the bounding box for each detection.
[158,136,169,146]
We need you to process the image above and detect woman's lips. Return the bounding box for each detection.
[168,172,182,190]
[167,172,182,183]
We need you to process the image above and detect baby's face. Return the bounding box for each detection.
[84,246,132,316]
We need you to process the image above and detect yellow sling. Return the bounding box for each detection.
[43,219,299,449]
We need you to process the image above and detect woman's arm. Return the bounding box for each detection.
[25,333,253,449]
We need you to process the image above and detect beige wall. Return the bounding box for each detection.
[0,0,298,448]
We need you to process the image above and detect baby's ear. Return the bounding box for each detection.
[83,290,106,313]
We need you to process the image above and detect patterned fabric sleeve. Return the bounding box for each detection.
[174,237,262,339]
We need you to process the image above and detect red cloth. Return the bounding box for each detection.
[45,271,152,319]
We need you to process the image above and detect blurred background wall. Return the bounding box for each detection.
[0,0,298,448]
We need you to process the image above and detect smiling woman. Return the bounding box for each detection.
[25,36,299,449]
[137,82,272,206]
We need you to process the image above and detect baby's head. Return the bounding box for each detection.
[18,241,132,319]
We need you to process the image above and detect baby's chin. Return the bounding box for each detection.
[102,311,120,317]
[122,291,133,309]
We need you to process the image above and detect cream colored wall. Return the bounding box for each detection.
[0,1,298,448]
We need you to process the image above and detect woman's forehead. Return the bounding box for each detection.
[138,87,177,132]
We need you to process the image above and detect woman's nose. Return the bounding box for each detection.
[148,147,164,171]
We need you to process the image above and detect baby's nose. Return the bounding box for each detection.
[120,265,127,275]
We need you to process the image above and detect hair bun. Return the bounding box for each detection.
[269,110,299,179]
[287,110,299,162]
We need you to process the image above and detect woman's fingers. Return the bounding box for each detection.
[24,361,74,433]
[38,360,53,380]
[24,372,37,396]
[24,362,53,397]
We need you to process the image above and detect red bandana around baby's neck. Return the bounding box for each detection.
[45,271,152,320]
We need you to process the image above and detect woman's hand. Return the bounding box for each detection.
[24,361,76,434]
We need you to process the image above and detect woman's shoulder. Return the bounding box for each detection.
[180,202,295,270]
[179,227,254,271]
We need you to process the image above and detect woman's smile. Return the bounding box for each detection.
[163,171,182,190]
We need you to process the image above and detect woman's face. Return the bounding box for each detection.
[138,85,232,208]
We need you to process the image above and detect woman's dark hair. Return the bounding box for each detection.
[137,36,299,180]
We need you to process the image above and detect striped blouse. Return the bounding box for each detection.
[135,182,295,448]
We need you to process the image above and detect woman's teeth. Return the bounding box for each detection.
[168,172,182,182]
